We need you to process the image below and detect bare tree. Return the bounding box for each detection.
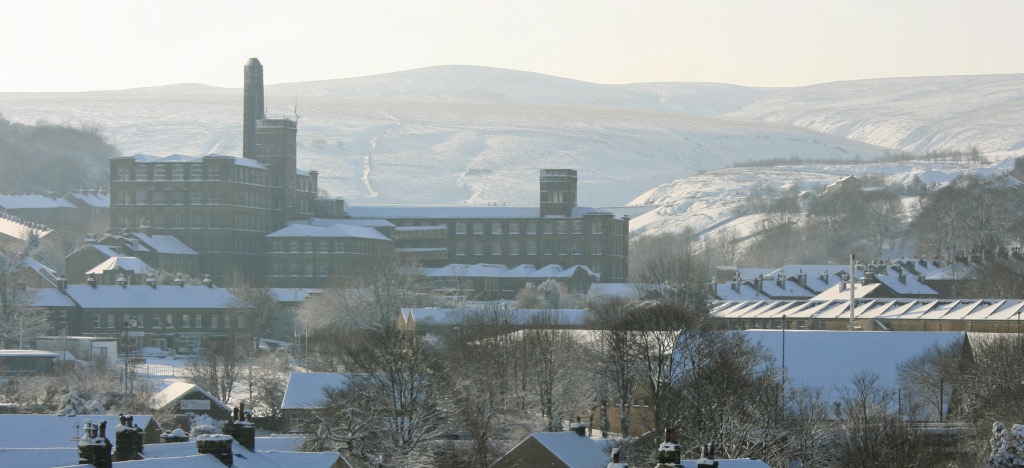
[0,244,47,348]
[183,347,243,403]
[229,284,285,354]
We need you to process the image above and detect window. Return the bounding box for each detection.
[209,189,219,204]
[509,239,519,255]
[135,165,148,181]
[209,165,219,181]
[191,213,202,228]
[557,221,567,234]
[272,262,284,276]
[153,191,165,204]
[107,314,114,329]
[93,314,100,329]
[190,189,202,205]
[456,240,466,256]
[290,240,298,253]
[509,222,520,234]
[305,240,313,253]
[290,262,299,276]
[491,222,501,234]
[211,314,219,329]
[334,239,344,252]
[116,166,131,181]
[591,220,603,234]
[544,222,553,234]
[153,165,166,181]
[135,189,148,205]
[455,221,466,234]
[304,263,313,277]
[572,221,582,234]
[319,263,328,277]
[572,239,582,255]
[473,221,483,234]
[166,314,174,328]
[172,214,184,228]
[190,164,202,180]
[491,239,501,255]
[172,164,184,180]
[194,314,202,329]
[527,221,537,234]
[319,240,329,253]
[473,239,483,255]
[183,314,190,328]
[526,240,537,255]
[591,241,603,256]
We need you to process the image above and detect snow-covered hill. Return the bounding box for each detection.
[2,66,1022,211]
[628,157,1021,239]
[730,74,1024,155]
[0,66,886,206]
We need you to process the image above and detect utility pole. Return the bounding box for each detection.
[849,254,856,331]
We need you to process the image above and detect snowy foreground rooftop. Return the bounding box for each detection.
[281,372,355,410]
[743,330,965,395]
[0,439,343,468]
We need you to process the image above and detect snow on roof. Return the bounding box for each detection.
[254,435,305,451]
[0,215,53,241]
[681,459,771,468]
[281,373,354,410]
[811,282,885,300]
[131,233,197,255]
[344,205,617,219]
[0,350,58,357]
[128,153,270,170]
[64,192,110,208]
[714,282,770,301]
[0,194,76,210]
[30,288,76,307]
[714,298,1024,324]
[742,330,964,397]
[268,288,320,303]
[299,217,396,228]
[112,440,344,468]
[402,308,588,326]
[266,223,391,241]
[85,256,152,275]
[526,432,609,468]
[0,414,155,448]
[63,285,240,310]
[151,382,231,413]
[424,263,599,280]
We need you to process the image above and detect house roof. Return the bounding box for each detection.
[508,432,608,468]
[0,194,76,210]
[0,414,155,448]
[401,308,588,327]
[28,439,347,468]
[85,256,152,276]
[344,205,617,219]
[266,223,391,241]
[62,284,240,310]
[281,373,354,410]
[680,459,771,467]
[151,382,231,413]
[741,330,965,397]
[30,288,76,307]
[64,192,110,208]
[131,233,198,255]
[299,218,396,228]
[424,263,599,280]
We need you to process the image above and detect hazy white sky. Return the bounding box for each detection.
[1,0,1022,92]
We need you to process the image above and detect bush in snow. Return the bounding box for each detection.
[987,422,1024,467]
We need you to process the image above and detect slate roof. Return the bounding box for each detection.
[62,284,240,310]
[131,233,197,255]
[281,373,354,410]
[0,195,76,210]
[266,223,391,241]
[0,414,156,448]
[151,382,231,413]
[344,205,617,219]
[501,432,608,468]
[85,256,152,275]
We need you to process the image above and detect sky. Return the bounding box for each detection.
[1,0,1022,92]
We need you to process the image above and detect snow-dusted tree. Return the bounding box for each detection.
[827,372,928,467]
[229,284,286,353]
[0,244,48,348]
[987,422,1024,467]
[183,347,243,404]
[241,353,291,420]
[303,252,447,466]
[587,297,641,439]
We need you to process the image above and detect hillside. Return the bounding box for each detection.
[627,156,1021,240]
[0,66,887,206]
[730,74,1024,155]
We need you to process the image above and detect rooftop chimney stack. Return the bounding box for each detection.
[655,427,681,467]
[113,414,145,462]
[78,420,112,468]
[197,434,234,466]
